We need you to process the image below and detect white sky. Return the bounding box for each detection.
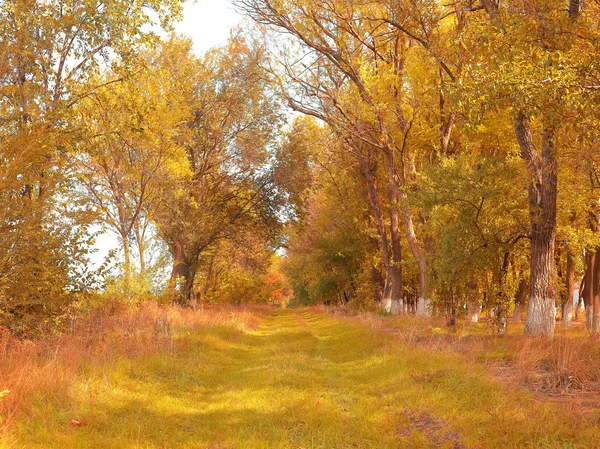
[92,1,243,268]
[175,0,243,55]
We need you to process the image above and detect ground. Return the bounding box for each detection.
[3,309,599,448]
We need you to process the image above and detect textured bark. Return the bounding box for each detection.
[514,112,558,337]
[360,158,396,312]
[400,197,430,316]
[440,111,456,155]
[381,142,404,314]
[568,0,583,18]
[563,248,576,327]
[170,240,195,304]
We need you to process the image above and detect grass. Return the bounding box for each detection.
[2,307,600,448]
[352,311,600,395]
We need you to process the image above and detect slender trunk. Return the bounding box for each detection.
[514,112,558,337]
[563,247,575,327]
[371,266,384,304]
[360,158,394,312]
[183,266,196,305]
[401,200,430,316]
[583,251,595,329]
[574,276,585,321]
[122,233,131,299]
[382,148,403,314]
[134,223,146,276]
[466,280,480,323]
[593,250,600,334]
[496,252,511,336]
[512,279,528,323]
[202,256,215,300]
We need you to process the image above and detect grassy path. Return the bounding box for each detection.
[7,309,600,448]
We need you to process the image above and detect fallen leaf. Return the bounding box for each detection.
[70,419,83,427]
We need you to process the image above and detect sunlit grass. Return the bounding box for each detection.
[2,309,598,448]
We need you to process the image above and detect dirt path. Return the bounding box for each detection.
[7,309,600,448]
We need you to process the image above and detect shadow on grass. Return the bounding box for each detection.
[11,310,600,449]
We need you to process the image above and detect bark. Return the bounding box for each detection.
[496,252,511,336]
[371,266,385,304]
[381,145,404,314]
[134,223,146,276]
[121,232,131,299]
[360,158,395,312]
[593,250,600,334]
[400,197,430,316]
[170,240,194,304]
[170,240,185,282]
[568,0,583,18]
[480,0,502,25]
[512,279,528,323]
[583,251,595,329]
[514,112,558,337]
[388,190,404,314]
[563,247,576,327]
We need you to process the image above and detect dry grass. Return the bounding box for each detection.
[500,332,600,393]
[0,302,267,433]
[327,307,600,397]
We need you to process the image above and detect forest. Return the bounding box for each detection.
[2,0,600,447]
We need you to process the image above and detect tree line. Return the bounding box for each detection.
[1,0,600,339]
[237,0,600,338]
[0,0,287,336]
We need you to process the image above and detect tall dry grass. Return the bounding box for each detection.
[0,302,267,432]
[328,306,600,395]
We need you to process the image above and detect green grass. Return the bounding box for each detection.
[3,309,599,448]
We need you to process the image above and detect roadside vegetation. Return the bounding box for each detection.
[2,307,600,449]
[3,0,600,446]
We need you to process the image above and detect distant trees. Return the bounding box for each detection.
[240,0,600,337]
[3,0,600,339]
[0,2,284,333]
[0,0,184,334]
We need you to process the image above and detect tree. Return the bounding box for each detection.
[153,33,283,304]
[75,37,193,297]
[0,0,183,332]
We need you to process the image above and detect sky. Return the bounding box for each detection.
[92,1,243,268]
[175,0,243,55]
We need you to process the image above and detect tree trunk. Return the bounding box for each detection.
[360,156,397,313]
[122,233,131,300]
[514,112,558,337]
[563,247,575,327]
[496,252,511,336]
[513,279,528,323]
[593,250,600,334]
[170,240,194,304]
[388,199,403,314]
[574,276,584,321]
[583,251,595,329]
[134,223,146,276]
[381,147,403,314]
[467,303,480,323]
